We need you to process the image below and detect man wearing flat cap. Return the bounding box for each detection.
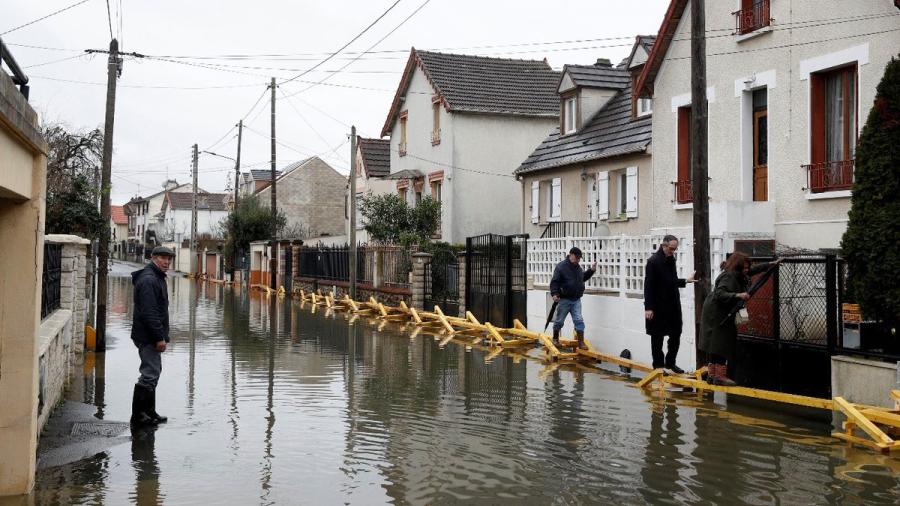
[549,246,596,350]
[130,246,175,425]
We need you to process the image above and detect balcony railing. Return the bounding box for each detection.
[733,0,771,35]
[540,221,597,239]
[804,160,854,193]
[673,180,693,204]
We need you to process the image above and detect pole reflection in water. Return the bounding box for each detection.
[16,274,900,506]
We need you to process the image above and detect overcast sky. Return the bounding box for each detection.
[4,0,669,204]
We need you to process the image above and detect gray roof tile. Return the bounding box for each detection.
[357,137,390,178]
[563,64,631,89]
[166,192,230,211]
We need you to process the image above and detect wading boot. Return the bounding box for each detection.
[709,364,737,387]
[552,328,562,349]
[574,330,588,350]
[131,384,158,426]
[148,389,167,424]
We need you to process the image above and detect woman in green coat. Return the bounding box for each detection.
[699,252,781,386]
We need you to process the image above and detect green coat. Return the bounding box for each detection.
[698,263,773,360]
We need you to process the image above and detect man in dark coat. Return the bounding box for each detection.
[130,246,175,426]
[643,235,695,373]
[549,247,596,349]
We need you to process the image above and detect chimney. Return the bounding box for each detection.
[594,58,612,68]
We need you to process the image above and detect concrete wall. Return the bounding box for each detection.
[256,157,346,238]
[519,151,653,237]
[649,0,900,250]
[831,355,899,408]
[0,67,48,496]
[163,206,228,244]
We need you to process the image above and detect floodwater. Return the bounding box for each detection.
[8,264,900,505]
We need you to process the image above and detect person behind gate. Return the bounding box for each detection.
[643,235,696,374]
[549,247,596,350]
[130,246,175,426]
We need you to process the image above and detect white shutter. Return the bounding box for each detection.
[626,166,638,218]
[597,172,609,220]
[587,175,597,220]
[551,178,561,219]
[531,181,540,223]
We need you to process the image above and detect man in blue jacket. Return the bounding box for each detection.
[130,246,174,426]
[549,247,596,349]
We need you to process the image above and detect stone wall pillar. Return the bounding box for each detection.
[457,251,467,318]
[373,248,384,288]
[50,235,91,352]
[411,252,432,310]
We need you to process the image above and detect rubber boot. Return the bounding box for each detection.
[148,388,167,424]
[574,330,588,350]
[131,384,158,426]
[552,328,562,348]
[709,364,737,387]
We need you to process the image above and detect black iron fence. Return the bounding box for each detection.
[465,234,528,327]
[41,243,62,319]
[424,258,459,315]
[298,244,411,289]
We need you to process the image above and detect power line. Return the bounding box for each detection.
[104,0,114,40]
[279,0,403,85]
[29,74,266,90]
[21,53,85,69]
[0,0,93,36]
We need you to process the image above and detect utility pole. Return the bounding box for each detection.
[234,119,243,206]
[190,143,199,275]
[349,126,357,299]
[268,77,277,290]
[691,0,711,347]
[95,38,120,353]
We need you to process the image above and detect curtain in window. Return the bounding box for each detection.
[825,72,844,162]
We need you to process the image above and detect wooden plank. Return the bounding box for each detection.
[636,368,664,388]
[859,409,900,429]
[466,312,482,326]
[513,319,527,330]
[438,334,454,347]
[500,339,532,348]
[485,323,505,345]
[834,396,894,446]
[344,295,360,311]
[832,431,891,452]
[657,375,834,410]
[485,347,504,362]
[577,349,655,373]
[434,306,456,334]
[409,307,423,324]
[378,303,389,318]
[534,332,561,358]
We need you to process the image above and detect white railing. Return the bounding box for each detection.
[528,233,726,297]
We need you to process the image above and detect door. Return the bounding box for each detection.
[205,253,217,279]
[753,109,768,201]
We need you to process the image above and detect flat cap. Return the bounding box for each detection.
[151,246,176,257]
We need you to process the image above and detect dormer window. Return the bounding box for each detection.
[562,95,578,134]
[636,97,652,117]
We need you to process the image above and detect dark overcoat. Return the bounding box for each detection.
[643,248,686,336]
[698,263,773,359]
[131,262,170,345]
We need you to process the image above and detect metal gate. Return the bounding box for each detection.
[424,253,459,316]
[283,245,293,291]
[733,255,842,398]
[465,234,528,328]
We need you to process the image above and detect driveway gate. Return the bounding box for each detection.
[424,250,459,316]
[465,234,528,328]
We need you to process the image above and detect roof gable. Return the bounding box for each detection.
[635,0,688,99]
[357,137,390,178]
[558,64,631,91]
[381,49,561,136]
[110,205,128,224]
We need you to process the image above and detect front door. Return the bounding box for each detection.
[753,108,768,201]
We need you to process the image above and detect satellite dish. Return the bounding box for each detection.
[592,222,611,237]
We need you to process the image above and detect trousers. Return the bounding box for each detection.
[135,341,162,390]
[650,333,681,369]
[553,298,585,332]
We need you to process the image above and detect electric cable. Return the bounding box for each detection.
[0,0,93,36]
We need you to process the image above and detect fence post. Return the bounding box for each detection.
[619,235,627,298]
[457,251,467,318]
[411,252,432,310]
[825,254,838,352]
[373,248,383,288]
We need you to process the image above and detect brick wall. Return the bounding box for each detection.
[255,157,346,238]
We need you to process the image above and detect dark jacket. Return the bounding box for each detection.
[131,262,170,345]
[699,262,773,360]
[549,258,595,300]
[643,248,687,336]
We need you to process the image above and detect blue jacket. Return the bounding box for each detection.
[549,258,595,300]
[131,262,170,345]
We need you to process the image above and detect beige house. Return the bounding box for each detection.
[0,57,48,495]
[516,38,656,238]
[346,136,393,243]
[255,156,345,239]
[635,0,900,250]
[109,204,128,258]
[382,49,560,243]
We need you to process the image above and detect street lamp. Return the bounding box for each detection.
[202,150,235,162]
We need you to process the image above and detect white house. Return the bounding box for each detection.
[634,0,900,250]
[159,191,229,244]
[124,179,202,246]
[381,49,560,243]
[346,136,394,243]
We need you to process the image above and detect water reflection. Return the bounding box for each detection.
[10,273,899,505]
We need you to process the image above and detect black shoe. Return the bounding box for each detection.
[131,384,159,426]
[148,389,167,424]
[666,365,685,375]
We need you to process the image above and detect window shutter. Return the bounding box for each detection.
[677,107,691,183]
[551,178,561,218]
[626,166,639,218]
[531,181,540,223]
[810,73,827,164]
[597,172,609,220]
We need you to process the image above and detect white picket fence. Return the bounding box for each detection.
[527,234,726,297]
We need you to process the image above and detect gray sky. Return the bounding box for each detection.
[4,0,669,204]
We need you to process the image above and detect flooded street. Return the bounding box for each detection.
[11,267,900,505]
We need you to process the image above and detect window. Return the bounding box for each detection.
[431,180,441,202]
[618,172,628,216]
[733,0,770,35]
[636,97,652,117]
[548,178,562,221]
[432,96,441,145]
[399,111,408,156]
[398,187,408,201]
[807,64,858,192]
[415,190,422,205]
[676,106,693,204]
[531,181,540,223]
[562,96,577,134]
